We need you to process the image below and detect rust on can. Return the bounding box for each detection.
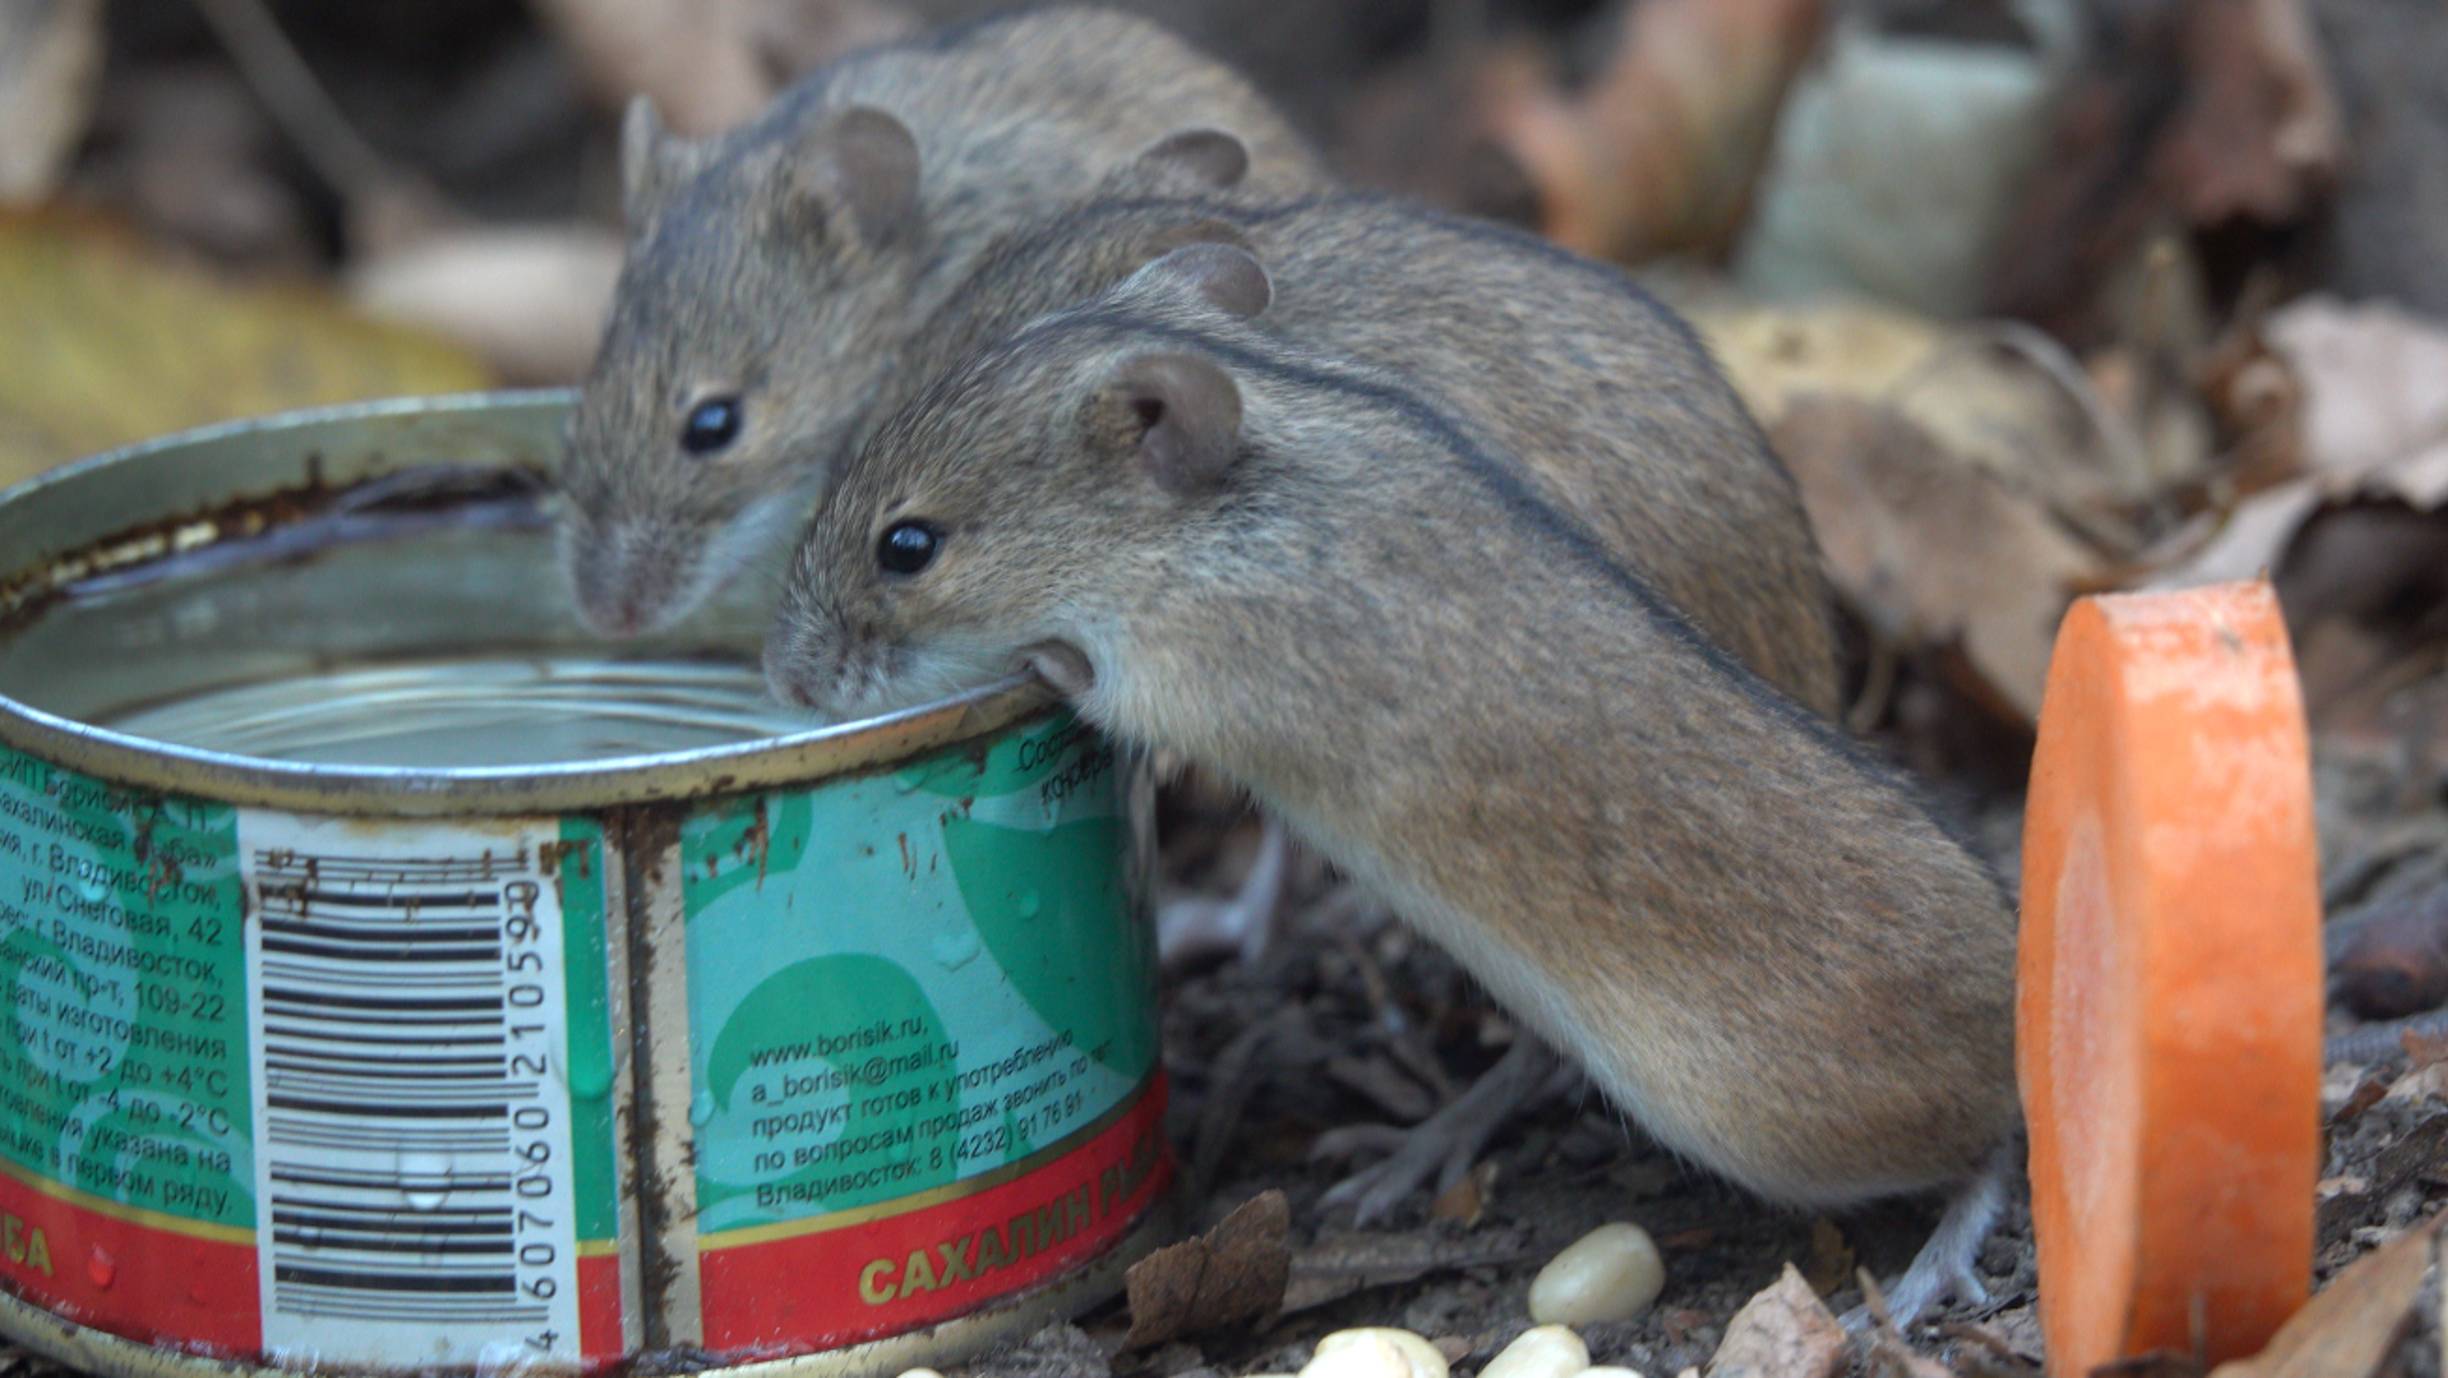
[0,392,1173,1377]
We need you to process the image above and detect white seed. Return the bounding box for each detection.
[1579,1367,1649,1378]
[1528,1222,1667,1325]
[1306,1327,1451,1378]
[1477,1324,1589,1378]
[893,1370,945,1378]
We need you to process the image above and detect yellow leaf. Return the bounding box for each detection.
[0,206,494,487]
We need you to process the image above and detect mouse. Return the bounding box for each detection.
[756,131,1849,1217]
[761,240,2020,1325]
[556,5,1329,637]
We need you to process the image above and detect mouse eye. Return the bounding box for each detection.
[877,521,941,576]
[681,396,743,455]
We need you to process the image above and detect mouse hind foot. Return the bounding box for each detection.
[1312,1036,1578,1222]
[1844,1141,2017,1331]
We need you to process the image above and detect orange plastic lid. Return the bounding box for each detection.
[2018,580,2323,1377]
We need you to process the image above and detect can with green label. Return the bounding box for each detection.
[0,393,1171,1376]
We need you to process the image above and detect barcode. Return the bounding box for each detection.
[243,819,580,1364]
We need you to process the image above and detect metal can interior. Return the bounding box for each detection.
[0,393,1172,1378]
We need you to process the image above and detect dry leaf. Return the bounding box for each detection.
[0,0,102,202]
[1427,1162,1494,1228]
[1989,0,2338,334]
[2207,1213,2438,1378]
[2163,0,2340,227]
[1770,395,2098,719]
[1476,0,1825,263]
[2327,883,2448,1020]
[1122,1191,1290,1350]
[348,224,626,385]
[2088,1356,2203,1378]
[1708,1264,1847,1378]
[2266,298,2448,487]
[1800,1219,1854,1297]
[0,208,492,486]
[1689,299,2150,527]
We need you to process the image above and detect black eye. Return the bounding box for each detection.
[681,397,742,454]
[877,521,940,576]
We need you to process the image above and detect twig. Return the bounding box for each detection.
[189,0,399,202]
[1847,634,1900,735]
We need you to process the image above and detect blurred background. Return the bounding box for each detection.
[1,0,2444,924]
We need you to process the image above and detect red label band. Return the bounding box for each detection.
[696,1076,1172,1354]
[0,1165,259,1356]
[578,1249,623,1364]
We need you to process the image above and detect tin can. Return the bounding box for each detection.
[0,393,1173,1376]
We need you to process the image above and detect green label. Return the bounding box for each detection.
[683,713,1158,1237]
[0,745,253,1228]
[558,816,621,1246]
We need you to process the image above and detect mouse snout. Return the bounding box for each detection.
[762,609,844,712]
[567,520,690,640]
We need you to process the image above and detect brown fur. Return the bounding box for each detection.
[560,5,1330,635]
[882,166,1840,710]
[765,250,2018,1206]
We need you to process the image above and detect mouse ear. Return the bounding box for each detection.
[1131,127,1251,191]
[1100,352,1244,496]
[619,96,699,227]
[1122,242,1273,320]
[783,105,921,249]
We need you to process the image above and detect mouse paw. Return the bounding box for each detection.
[1842,1258,1988,1334]
[1311,1039,1569,1223]
[1841,1146,2012,1331]
[1158,815,1291,970]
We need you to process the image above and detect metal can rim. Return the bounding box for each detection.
[0,390,1062,814]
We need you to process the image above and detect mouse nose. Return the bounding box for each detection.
[570,530,672,639]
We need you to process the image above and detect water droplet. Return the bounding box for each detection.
[930,927,980,970]
[398,1150,452,1210]
[76,873,107,901]
[688,1089,717,1126]
[1015,890,1042,919]
[568,1032,614,1101]
[85,1246,115,1289]
[893,773,923,795]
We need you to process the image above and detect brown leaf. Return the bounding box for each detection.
[2207,1213,2438,1378]
[1474,0,1825,263]
[2087,1355,2202,1378]
[1121,1191,1291,1350]
[1708,1264,1847,1378]
[0,0,101,202]
[1427,1162,1495,1228]
[1770,395,2098,719]
[1988,0,2337,335]
[2163,0,2339,226]
[1800,1218,1854,1297]
[2327,882,2448,1020]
